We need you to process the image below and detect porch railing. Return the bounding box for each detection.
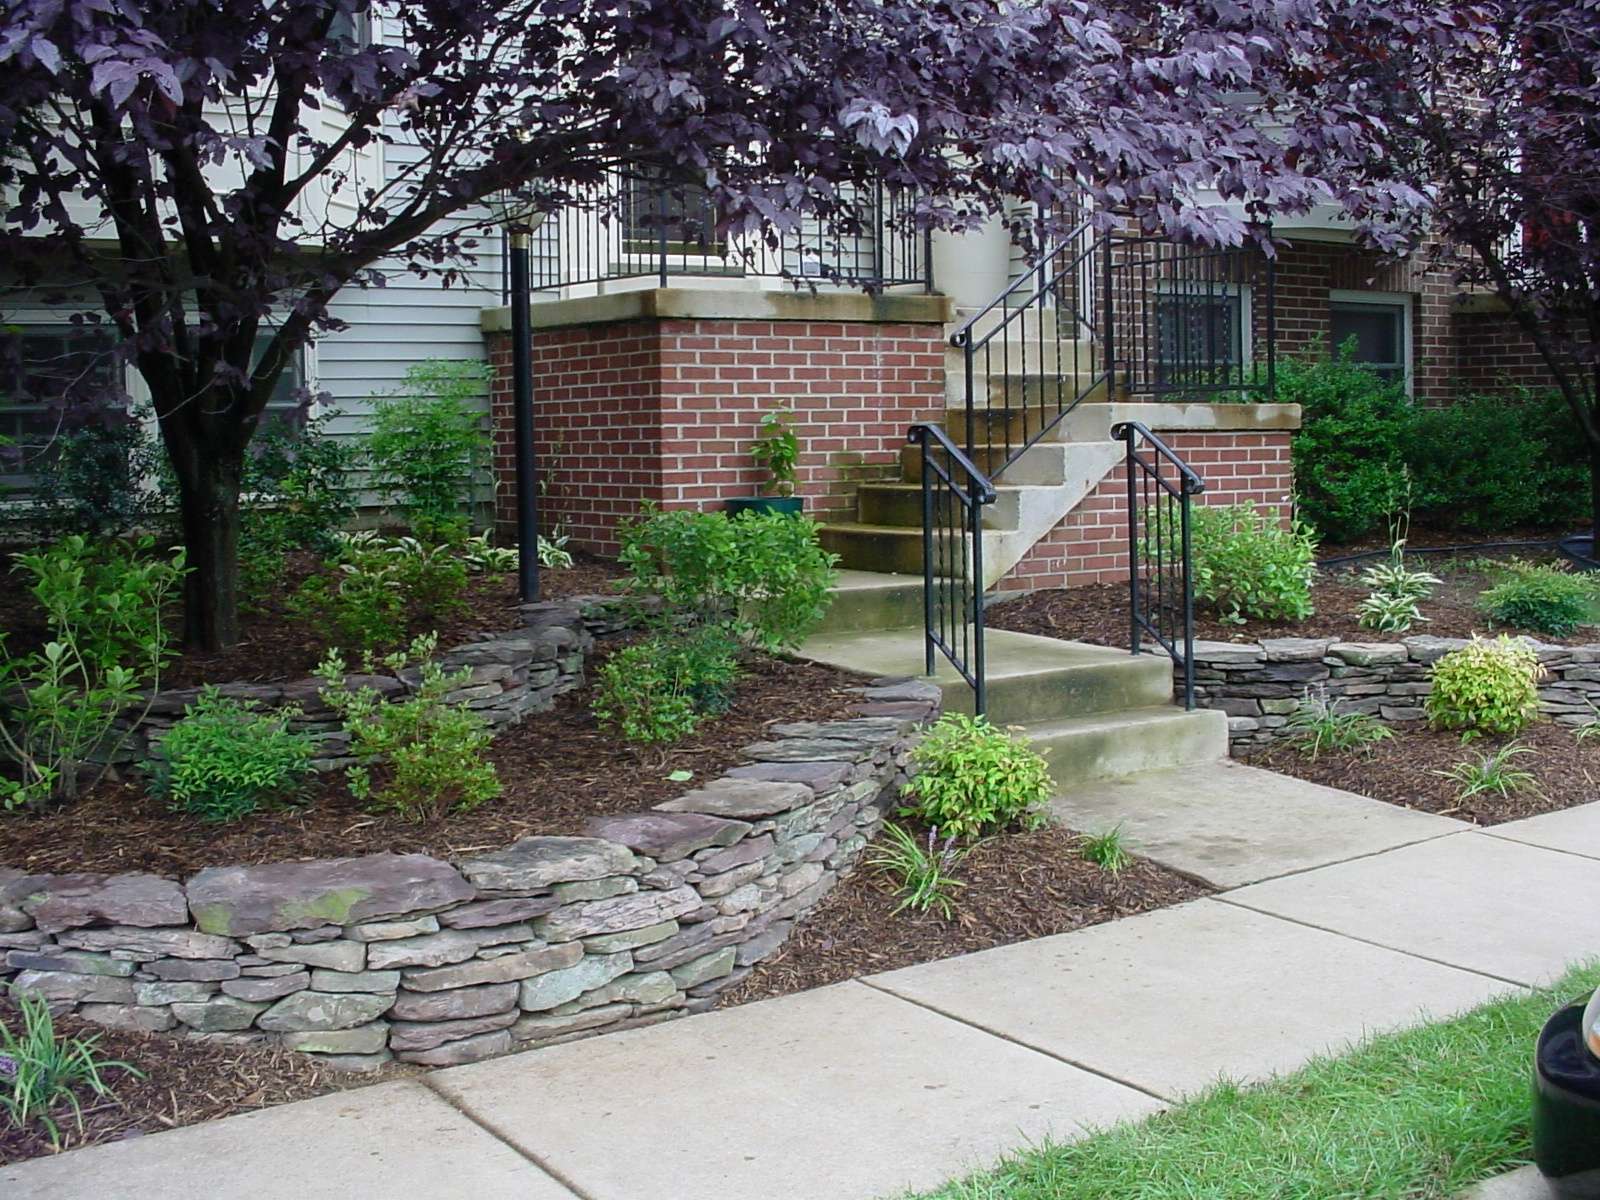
[511,172,931,297]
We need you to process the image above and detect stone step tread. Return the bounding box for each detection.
[801,626,1160,684]
[1019,705,1225,740]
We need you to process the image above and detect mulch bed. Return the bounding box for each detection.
[989,554,1597,649]
[0,549,626,690]
[1,652,870,878]
[1244,719,1600,825]
[0,994,411,1166]
[722,825,1209,1005]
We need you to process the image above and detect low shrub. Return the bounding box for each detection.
[1480,561,1597,638]
[146,689,315,822]
[1424,636,1544,738]
[315,634,501,821]
[1189,504,1318,624]
[618,506,838,651]
[592,623,743,744]
[1,987,136,1147]
[1281,348,1413,543]
[290,536,468,652]
[899,713,1052,840]
[366,360,492,537]
[22,412,162,543]
[865,823,969,918]
[236,412,354,592]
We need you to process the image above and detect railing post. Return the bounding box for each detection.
[1123,431,1141,659]
[656,181,669,289]
[962,336,976,458]
[1264,248,1278,401]
[1101,235,1117,398]
[971,491,986,717]
[923,227,935,294]
[919,434,936,679]
[1181,486,1196,710]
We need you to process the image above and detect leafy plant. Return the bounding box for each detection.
[865,823,970,918]
[366,360,492,538]
[750,408,800,497]
[1356,494,1440,635]
[1357,591,1427,634]
[235,412,354,592]
[315,634,501,822]
[1188,503,1318,624]
[145,689,315,822]
[618,506,838,651]
[1079,825,1132,872]
[592,624,743,745]
[0,987,137,1148]
[290,536,468,652]
[1284,686,1394,759]
[1432,742,1540,802]
[899,713,1053,840]
[539,529,575,570]
[1480,561,1597,638]
[0,538,185,807]
[1425,636,1544,738]
[23,412,162,543]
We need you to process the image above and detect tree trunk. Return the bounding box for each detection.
[166,430,246,652]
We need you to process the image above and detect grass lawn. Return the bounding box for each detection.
[913,962,1600,1200]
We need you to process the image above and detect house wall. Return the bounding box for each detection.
[484,292,951,556]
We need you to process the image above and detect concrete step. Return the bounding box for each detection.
[799,626,1178,726]
[857,481,1024,531]
[816,570,927,636]
[818,522,975,576]
[898,439,1074,486]
[1024,706,1230,791]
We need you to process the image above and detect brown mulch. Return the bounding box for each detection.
[1244,720,1600,825]
[0,994,406,1166]
[721,826,1209,1005]
[0,550,626,690]
[989,554,1597,649]
[1,653,871,878]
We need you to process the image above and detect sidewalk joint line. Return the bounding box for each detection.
[1200,828,1468,891]
[1210,896,1535,991]
[1476,830,1600,864]
[854,976,1177,1105]
[418,1074,598,1200]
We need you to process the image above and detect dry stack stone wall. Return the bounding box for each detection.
[1192,635,1600,749]
[0,682,940,1070]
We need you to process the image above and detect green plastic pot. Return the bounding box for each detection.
[726,495,804,518]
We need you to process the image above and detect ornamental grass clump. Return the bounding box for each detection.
[1424,636,1544,738]
[899,713,1052,840]
[1,988,137,1147]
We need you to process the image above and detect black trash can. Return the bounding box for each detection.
[1534,987,1600,1199]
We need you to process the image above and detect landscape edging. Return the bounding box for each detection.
[1188,634,1600,748]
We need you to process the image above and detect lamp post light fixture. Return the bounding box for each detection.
[486,186,548,601]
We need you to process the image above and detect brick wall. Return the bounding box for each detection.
[1454,308,1568,393]
[489,314,947,556]
[997,431,1295,592]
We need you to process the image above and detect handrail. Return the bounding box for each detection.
[906,423,998,505]
[1110,421,1207,497]
[947,216,1098,352]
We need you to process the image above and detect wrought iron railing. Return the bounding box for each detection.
[908,423,996,714]
[1113,420,1206,709]
[512,171,931,296]
[1105,234,1276,402]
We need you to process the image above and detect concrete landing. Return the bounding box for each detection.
[1487,802,1600,862]
[1049,760,1468,888]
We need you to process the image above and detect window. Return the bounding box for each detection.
[328,6,372,50]
[1154,285,1249,390]
[251,329,309,433]
[1329,292,1411,386]
[0,324,122,488]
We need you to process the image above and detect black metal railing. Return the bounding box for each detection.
[1106,234,1276,402]
[1114,420,1205,709]
[947,215,1106,467]
[909,423,996,714]
[515,171,931,296]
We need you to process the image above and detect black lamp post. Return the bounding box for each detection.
[490,194,548,602]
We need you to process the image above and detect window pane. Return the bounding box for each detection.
[251,330,306,433]
[1330,305,1402,367]
[1155,291,1243,388]
[0,326,121,475]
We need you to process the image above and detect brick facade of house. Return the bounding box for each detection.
[486,302,948,556]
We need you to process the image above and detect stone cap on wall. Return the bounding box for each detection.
[1069,400,1302,434]
[481,287,955,334]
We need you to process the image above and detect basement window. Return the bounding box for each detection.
[1329,291,1411,387]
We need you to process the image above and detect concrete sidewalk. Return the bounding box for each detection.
[6,774,1597,1200]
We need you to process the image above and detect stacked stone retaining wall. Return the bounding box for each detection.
[1191,635,1600,749]
[0,681,940,1070]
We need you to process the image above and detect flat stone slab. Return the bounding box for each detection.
[1486,801,1600,862]
[1225,832,1600,986]
[1049,761,1464,887]
[432,980,1160,1200]
[0,1081,575,1199]
[868,899,1515,1101]
[1458,1166,1551,1199]
[187,854,473,936]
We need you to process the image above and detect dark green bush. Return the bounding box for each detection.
[237,413,354,591]
[1480,561,1598,637]
[22,415,161,543]
[1281,350,1412,543]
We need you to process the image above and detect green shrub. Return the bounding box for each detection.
[1189,504,1318,624]
[1425,636,1544,738]
[236,413,354,592]
[1480,561,1597,637]
[1282,349,1413,543]
[289,536,468,652]
[146,689,315,822]
[1407,392,1588,533]
[0,538,185,807]
[23,414,162,543]
[618,507,838,651]
[366,360,492,537]
[315,634,501,822]
[899,713,1052,840]
[592,624,743,744]
[1,987,136,1147]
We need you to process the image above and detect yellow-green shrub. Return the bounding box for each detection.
[1424,636,1544,737]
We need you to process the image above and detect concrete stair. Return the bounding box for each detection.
[802,571,1227,790]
